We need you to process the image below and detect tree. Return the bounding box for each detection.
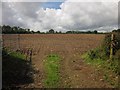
[94,30,98,34]
[59,31,62,34]
[27,29,30,32]
[55,31,58,34]
[49,29,54,34]
[36,31,40,33]
[31,31,35,34]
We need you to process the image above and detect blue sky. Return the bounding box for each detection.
[41,2,63,9]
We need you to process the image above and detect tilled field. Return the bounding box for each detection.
[3,34,113,88]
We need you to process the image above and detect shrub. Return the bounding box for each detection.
[102,33,120,57]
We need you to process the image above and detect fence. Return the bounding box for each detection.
[2,34,33,63]
[109,32,120,60]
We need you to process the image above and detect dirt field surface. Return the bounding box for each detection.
[3,34,113,88]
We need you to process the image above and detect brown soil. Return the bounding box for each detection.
[3,34,113,88]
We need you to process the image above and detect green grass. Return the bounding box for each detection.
[82,48,119,75]
[82,53,104,66]
[82,49,119,88]
[2,49,34,87]
[9,51,26,59]
[3,48,25,60]
[44,54,61,88]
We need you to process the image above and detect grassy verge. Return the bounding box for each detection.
[2,49,34,88]
[82,48,119,88]
[2,48,26,59]
[44,54,61,88]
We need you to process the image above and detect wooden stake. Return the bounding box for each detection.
[18,34,20,50]
[110,33,114,60]
[30,49,32,63]
[2,34,4,48]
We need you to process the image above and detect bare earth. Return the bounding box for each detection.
[3,34,113,88]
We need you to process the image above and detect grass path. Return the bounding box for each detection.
[43,54,61,88]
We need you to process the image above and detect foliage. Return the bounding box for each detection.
[48,29,55,34]
[82,31,120,87]
[112,29,120,33]
[44,54,60,88]
[82,48,119,87]
[83,31,120,75]
[102,32,120,56]
[2,49,35,88]
[87,48,107,60]
[66,30,99,34]
[2,25,32,34]
[1,25,103,34]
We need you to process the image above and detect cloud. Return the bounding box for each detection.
[0,1,2,25]
[2,2,43,28]
[1,1,118,32]
[59,2,118,31]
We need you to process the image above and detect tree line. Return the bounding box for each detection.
[1,25,119,34]
[1,25,33,34]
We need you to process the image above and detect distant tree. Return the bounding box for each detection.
[118,29,120,32]
[94,30,98,34]
[49,29,54,34]
[36,31,40,33]
[2,25,33,34]
[59,31,62,34]
[27,29,30,32]
[31,31,35,34]
[66,31,72,34]
[112,29,120,33]
[2,25,12,34]
[55,31,58,34]
[87,31,92,34]
[27,29,31,33]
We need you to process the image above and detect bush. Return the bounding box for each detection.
[87,32,120,75]
[113,49,120,75]
[82,32,120,87]
[102,33,120,57]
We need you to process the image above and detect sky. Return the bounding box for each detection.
[1,0,119,32]
[42,2,62,9]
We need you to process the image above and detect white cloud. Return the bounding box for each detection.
[1,1,118,32]
[0,1,2,25]
[1,0,119,2]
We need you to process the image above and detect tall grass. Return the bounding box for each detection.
[82,32,120,87]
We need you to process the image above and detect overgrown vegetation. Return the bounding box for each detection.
[44,54,61,88]
[2,48,35,88]
[82,31,120,87]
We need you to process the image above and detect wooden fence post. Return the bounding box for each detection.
[26,49,29,61]
[29,49,32,63]
[18,34,20,50]
[110,33,114,60]
[2,34,4,48]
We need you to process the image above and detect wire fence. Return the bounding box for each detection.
[2,34,33,63]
